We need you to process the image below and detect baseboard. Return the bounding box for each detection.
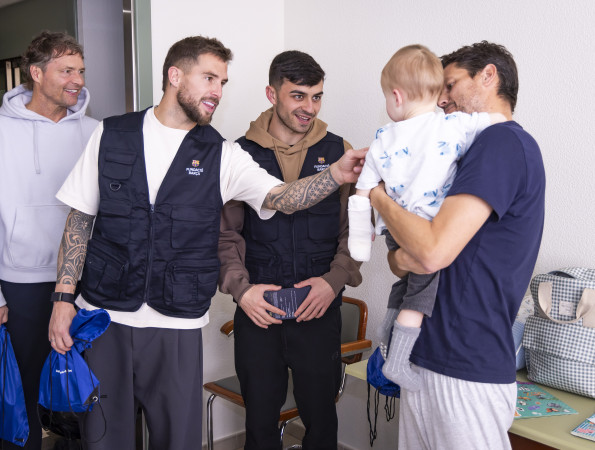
[202,431,245,450]
[203,422,354,449]
[338,443,360,450]
[285,420,358,450]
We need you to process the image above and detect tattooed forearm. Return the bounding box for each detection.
[263,168,340,214]
[56,208,95,288]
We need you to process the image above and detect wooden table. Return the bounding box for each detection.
[510,372,594,449]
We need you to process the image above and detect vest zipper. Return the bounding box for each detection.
[144,204,155,300]
[291,214,298,281]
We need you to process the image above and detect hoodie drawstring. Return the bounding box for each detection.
[78,115,84,156]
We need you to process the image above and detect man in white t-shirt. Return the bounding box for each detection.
[47,36,365,449]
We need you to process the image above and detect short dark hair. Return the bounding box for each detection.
[441,41,519,113]
[268,50,325,89]
[162,36,233,92]
[20,31,83,90]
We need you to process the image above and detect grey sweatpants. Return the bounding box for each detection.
[81,322,204,450]
[399,367,516,449]
[383,230,438,317]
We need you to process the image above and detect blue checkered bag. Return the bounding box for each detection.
[522,268,595,398]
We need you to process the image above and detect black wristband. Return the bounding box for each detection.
[50,292,76,304]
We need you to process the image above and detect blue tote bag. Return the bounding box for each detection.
[38,309,110,440]
[0,324,29,447]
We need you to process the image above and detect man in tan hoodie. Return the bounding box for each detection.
[218,51,361,449]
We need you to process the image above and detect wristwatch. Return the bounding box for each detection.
[50,292,76,304]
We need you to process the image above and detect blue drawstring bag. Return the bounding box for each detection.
[366,346,400,447]
[367,347,401,397]
[38,309,110,440]
[0,324,29,447]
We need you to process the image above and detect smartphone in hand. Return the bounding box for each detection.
[263,286,312,320]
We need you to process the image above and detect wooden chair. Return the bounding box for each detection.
[203,296,372,450]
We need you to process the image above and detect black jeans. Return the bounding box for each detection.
[234,306,342,450]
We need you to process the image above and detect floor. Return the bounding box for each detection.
[41,423,305,450]
[41,430,75,449]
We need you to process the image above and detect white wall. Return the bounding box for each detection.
[149,0,595,448]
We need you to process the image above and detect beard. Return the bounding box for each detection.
[176,86,218,126]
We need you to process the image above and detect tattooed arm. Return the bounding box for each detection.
[263,167,339,213]
[49,208,95,354]
[262,148,367,213]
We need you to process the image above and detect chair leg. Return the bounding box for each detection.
[280,416,302,449]
[336,363,347,399]
[206,394,216,450]
[142,410,149,450]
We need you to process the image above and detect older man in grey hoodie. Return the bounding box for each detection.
[0,31,97,450]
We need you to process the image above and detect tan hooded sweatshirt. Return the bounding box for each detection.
[217,108,362,302]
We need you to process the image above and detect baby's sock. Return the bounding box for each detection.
[382,321,422,391]
[376,308,399,359]
[348,195,373,261]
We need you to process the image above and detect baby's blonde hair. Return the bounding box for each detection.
[381,44,443,102]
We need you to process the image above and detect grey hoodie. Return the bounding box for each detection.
[0,85,98,306]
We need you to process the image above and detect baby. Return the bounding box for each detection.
[348,44,505,390]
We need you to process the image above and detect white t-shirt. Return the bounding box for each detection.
[356,111,490,232]
[57,107,282,329]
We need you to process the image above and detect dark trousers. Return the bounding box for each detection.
[383,230,439,316]
[81,322,203,450]
[0,280,54,450]
[234,306,342,450]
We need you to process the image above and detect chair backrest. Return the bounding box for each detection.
[340,296,369,364]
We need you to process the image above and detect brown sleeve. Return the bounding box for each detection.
[217,200,253,301]
[321,139,363,294]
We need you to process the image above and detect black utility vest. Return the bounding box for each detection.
[238,132,344,308]
[80,109,224,318]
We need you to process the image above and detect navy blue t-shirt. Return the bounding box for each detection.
[410,121,546,383]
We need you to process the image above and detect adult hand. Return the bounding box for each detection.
[294,277,335,322]
[369,181,388,208]
[0,305,7,324]
[239,284,285,329]
[390,248,432,275]
[330,148,368,185]
[48,302,77,354]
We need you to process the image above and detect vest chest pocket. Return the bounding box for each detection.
[83,239,129,298]
[96,200,132,245]
[308,251,335,278]
[171,207,217,249]
[307,201,340,241]
[103,151,137,179]
[245,253,281,284]
[164,258,220,306]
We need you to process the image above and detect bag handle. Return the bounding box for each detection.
[537,282,595,327]
[550,267,595,282]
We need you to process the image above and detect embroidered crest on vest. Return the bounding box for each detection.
[186,159,204,176]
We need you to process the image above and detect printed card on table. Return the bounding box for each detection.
[571,413,595,442]
[514,381,577,419]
